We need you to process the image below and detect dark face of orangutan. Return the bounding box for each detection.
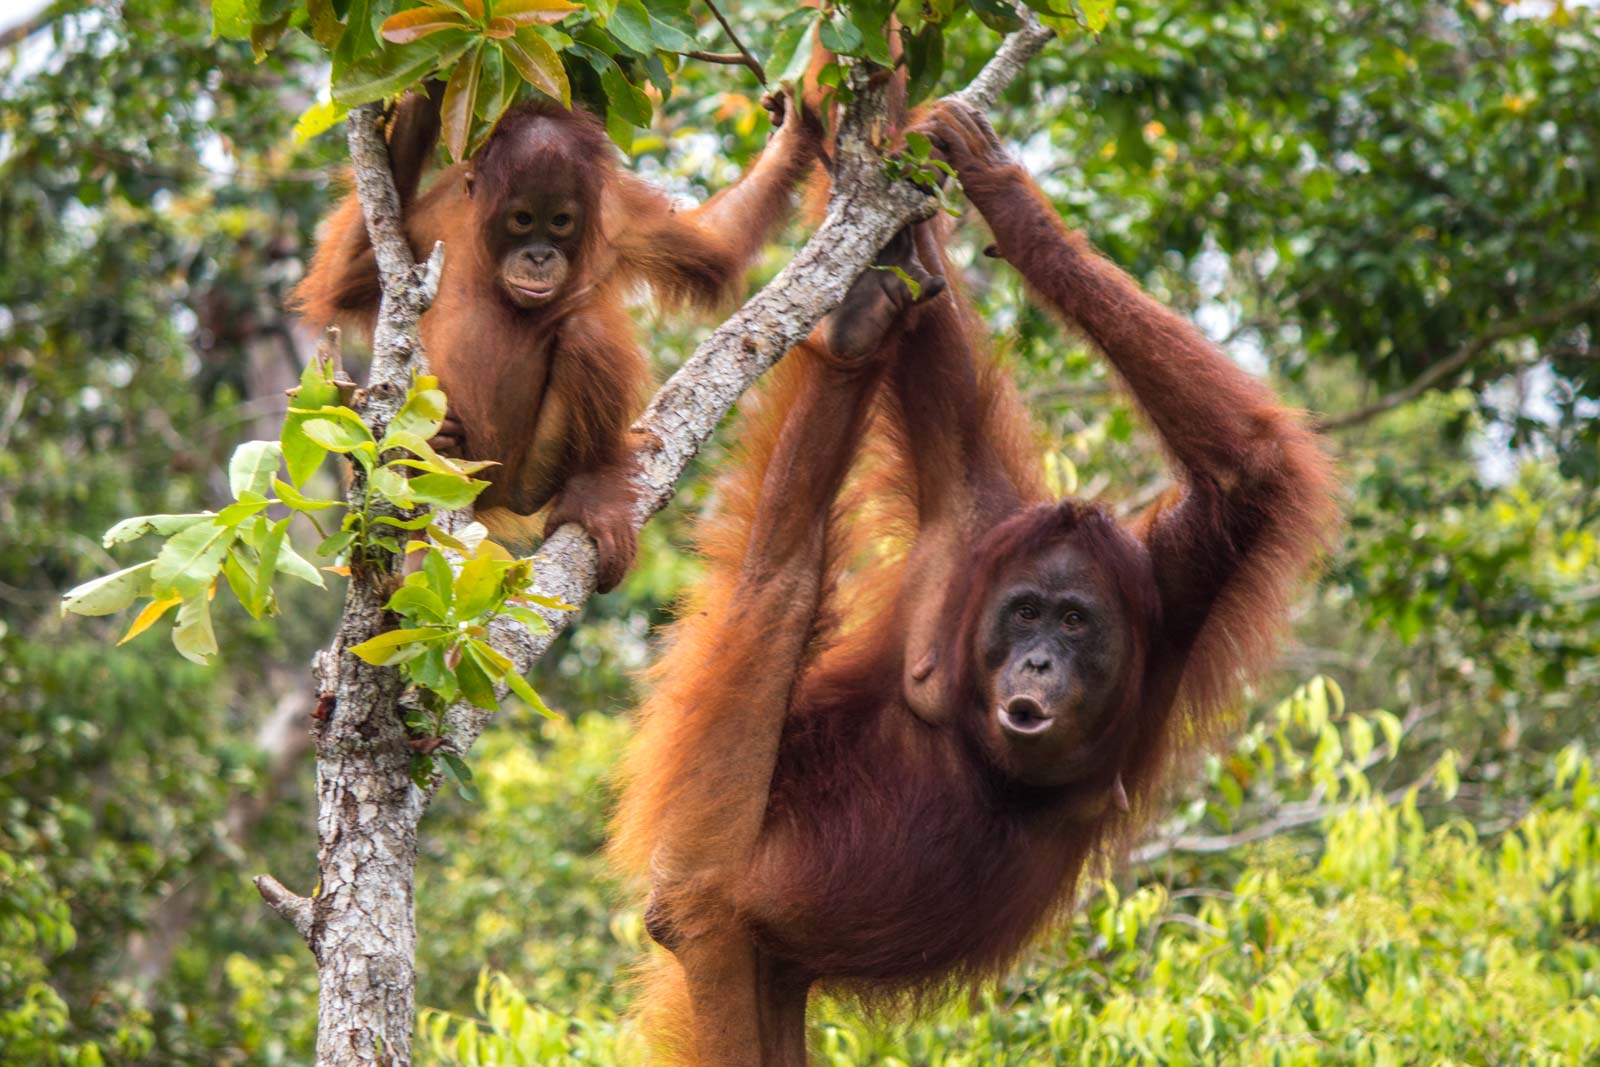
[972,537,1129,787]
[478,172,584,310]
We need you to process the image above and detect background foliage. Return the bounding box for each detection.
[1,0,1596,1063]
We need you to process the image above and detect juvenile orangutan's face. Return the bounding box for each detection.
[482,172,583,309]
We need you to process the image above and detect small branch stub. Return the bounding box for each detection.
[255,874,315,949]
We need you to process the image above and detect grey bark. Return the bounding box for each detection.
[258,12,1052,1065]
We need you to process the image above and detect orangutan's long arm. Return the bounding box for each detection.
[619,96,822,310]
[920,101,1337,653]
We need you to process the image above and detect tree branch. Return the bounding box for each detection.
[265,13,1057,1062]
[1314,289,1600,432]
[702,0,766,86]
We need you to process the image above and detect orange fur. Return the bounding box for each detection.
[292,95,820,580]
[611,103,1337,1065]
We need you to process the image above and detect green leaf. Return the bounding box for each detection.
[466,637,512,674]
[348,627,451,665]
[153,522,236,600]
[819,16,863,57]
[173,595,219,665]
[293,99,349,146]
[276,542,327,589]
[503,667,556,717]
[318,529,358,558]
[425,549,456,609]
[454,651,500,709]
[252,517,291,613]
[605,0,654,55]
[502,604,552,633]
[453,556,504,619]
[300,415,376,453]
[102,513,212,548]
[283,359,343,485]
[408,473,486,509]
[904,23,945,105]
[212,0,259,39]
[217,495,272,527]
[1080,0,1113,33]
[273,478,341,513]
[440,751,479,801]
[441,44,484,161]
[388,584,449,623]
[223,552,263,617]
[503,26,571,107]
[768,11,820,87]
[390,387,448,447]
[599,60,650,127]
[334,31,474,108]
[62,561,157,618]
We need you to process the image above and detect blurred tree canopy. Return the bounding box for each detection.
[1,1,1595,1063]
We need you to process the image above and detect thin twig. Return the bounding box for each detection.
[1315,289,1600,432]
[702,0,767,85]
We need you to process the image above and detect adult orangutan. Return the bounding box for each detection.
[294,88,820,590]
[610,100,1337,1062]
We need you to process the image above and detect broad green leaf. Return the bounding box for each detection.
[1080,0,1112,32]
[276,541,327,588]
[441,44,484,161]
[348,627,450,665]
[217,495,272,527]
[380,5,471,44]
[370,464,415,506]
[605,0,654,55]
[273,478,341,512]
[307,0,343,47]
[153,522,236,599]
[388,387,448,445]
[904,23,945,105]
[503,605,552,634]
[504,26,571,107]
[253,517,290,613]
[318,529,358,558]
[299,414,375,453]
[819,16,863,57]
[102,513,212,548]
[388,584,448,622]
[424,549,456,609]
[599,60,649,127]
[62,561,157,617]
[334,31,474,107]
[117,597,182,646]
[223,550,262,615]
[454,650,499,709]
[293,99,348,144]
[453,556,504,619]
[466,636,512,674]
[212,0,259,39]
[283,360,343,484]
[375,512,438,531]
[768,12,820,88]
[173,594,219,664]
[408,473,486,509]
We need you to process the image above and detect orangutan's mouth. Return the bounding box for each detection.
[999,695,1053,735]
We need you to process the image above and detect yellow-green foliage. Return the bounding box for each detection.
[413,700,1600,1066]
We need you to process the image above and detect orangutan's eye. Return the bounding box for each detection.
[510,211,535,231]
[1063,610,1086,629]
[1015,602,1040,623]
[551,212,573,229]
